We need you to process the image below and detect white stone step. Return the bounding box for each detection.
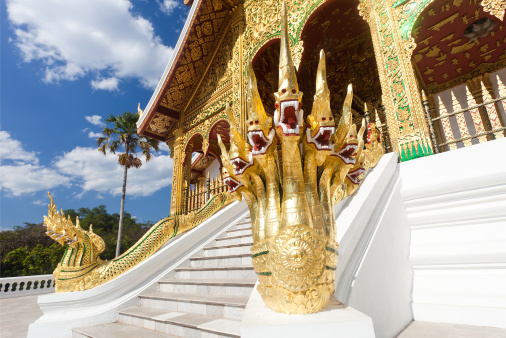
[226,227,251,237]
[174,266,256,279]
[118,306,241,337]
[72,322,176,338]
[215,234,253,246]
[190,253,252,268]
[203,243,253,256]
[139,292,248,320]
[397,320,506,337]
[234,220,252,228]
[158,278,256,297]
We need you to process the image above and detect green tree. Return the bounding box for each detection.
[97,112,159,257]
[0,206,152,277]
[1,244,65,277]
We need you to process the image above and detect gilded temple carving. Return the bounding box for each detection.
[243,0,325,60]
[411,0,506,93]
[160,0,236,113]
[49,0,506,297]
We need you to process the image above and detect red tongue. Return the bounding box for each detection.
[252,135,262,151]
[323,133,330,141]
[288,118,297,129]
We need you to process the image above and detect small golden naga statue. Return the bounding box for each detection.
[44,191,230,292]
[218,3,384,314]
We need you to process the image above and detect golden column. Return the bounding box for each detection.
[169,127,185,215]
[359,0,433,161]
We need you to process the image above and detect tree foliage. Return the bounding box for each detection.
[0,206,152,277]
[97,111,159,257]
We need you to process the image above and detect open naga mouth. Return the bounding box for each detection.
[248,129,275,155]
[46,230,77,245]
[331,143,358,165]
[230,157,252,176]
[223,176,243,193]
[274,100,303,136]
[306,126,335,150]
[346,167,365,185]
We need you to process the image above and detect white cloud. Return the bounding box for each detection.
[0,131,71,196]
[6,0,173,89]
[91,77,119,91]
[0,131,38,164]
[55,147,172,197]
[88,131,104,139]
[160,0,179,15]
[159,142,170,153]
[0,164,72,196]
[85,115,105,127]
[32,199,47,206]
[0,131,172,198]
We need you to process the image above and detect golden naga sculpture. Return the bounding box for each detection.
[44,192,231,292]
[219,2,384,314]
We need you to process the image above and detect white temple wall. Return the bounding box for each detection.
[204,157,221,179]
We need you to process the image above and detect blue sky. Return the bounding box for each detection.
[1,0,189,229]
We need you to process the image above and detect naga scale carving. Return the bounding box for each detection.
[44,192,232,292]
[218,3,384,314]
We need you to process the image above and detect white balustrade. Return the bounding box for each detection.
[0,274,55,298]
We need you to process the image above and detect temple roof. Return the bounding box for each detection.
[137,0,239,141]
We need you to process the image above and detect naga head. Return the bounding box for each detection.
[345,120,367,187]
[224,103,253,176]
[246,62,276,156]
[217,134,246,196]
[221,165,245,195]
[44,192,105,268]
[306,50,335,164]
[273,2,303,138]
[366,122,381,149]
[330,84,359,166]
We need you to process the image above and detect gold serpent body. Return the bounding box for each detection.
[45,192,232,292]
[220,3,384,314]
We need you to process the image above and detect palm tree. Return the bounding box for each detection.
[97,111,160,257]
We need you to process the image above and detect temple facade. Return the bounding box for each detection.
[20,1,506,336]
[137,0,505,218]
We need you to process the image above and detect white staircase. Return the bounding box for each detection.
[400,138,506,329]
[72,215,255,338]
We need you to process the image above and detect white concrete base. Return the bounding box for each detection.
[241,283,375,338]
[401,138,506,329]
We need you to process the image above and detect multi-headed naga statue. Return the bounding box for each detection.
[43,2,382,311]
[218,2,384,314]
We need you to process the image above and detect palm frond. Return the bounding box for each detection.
[97,137,107,147]
[129,157,142,169]
[98,144,108,155]
[118,153,129,167]
[99,111,157,169]
[110,140,120,153]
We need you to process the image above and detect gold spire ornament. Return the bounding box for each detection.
[219,2,384,314]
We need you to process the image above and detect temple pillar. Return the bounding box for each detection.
[169,127,186,215]
[230,5,247,138]
[359,0,433,161]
